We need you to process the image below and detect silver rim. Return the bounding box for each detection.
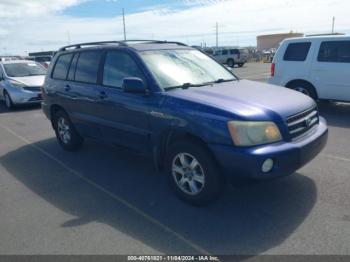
[293,87,310,96]
[172,153,205,196]
[4,93,11,108]
[57,117,71,144]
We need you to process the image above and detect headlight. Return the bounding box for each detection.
[227,121,282,146]
[9,80,26,89]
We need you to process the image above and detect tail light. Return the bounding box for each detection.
[271,63,275,77]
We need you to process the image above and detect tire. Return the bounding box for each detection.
[238,63,244,67]
[227,59,235,68]
[287,81,318,101]
[4,91,13,110]
[165,140,224,206]
[53,110,83,151]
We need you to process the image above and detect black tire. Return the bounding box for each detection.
[3,91,14,110]
[227,59,235,68]
[287,81,318,101]
[53,110,83,151]
[238,63,244,67]
[165,140,224,206]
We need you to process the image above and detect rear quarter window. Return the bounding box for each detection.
[318,41,350,63]
[283,42,311,61]
[52,53,73,80]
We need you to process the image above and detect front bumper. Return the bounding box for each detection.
[209,117,328,181]
[10,89,42,105]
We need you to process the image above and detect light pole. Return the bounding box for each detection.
[122,8,126,40]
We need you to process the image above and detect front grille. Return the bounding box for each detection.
[23,86,41,92]
[286,106,319,139]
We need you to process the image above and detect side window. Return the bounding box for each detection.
[67,53,79,81]
[103,51,144,89]
[75,51,102,84]
[283,42,311,61]
[52,53,73,80]
[230,49,238,55]
[222,50,228,55]
[318,41,350,63]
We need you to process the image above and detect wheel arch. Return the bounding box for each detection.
[49,104,67,128]
[285,79,318,99]
[154,128,219,171]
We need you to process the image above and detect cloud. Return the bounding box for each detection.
[0,0,86,18]
[0,0,349,54]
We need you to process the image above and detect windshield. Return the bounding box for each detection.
[140,49,236,90]
[3,62,47,77]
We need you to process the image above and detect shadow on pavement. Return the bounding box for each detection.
[318,102,350,128]
[1,138,317,255]
[0,102,41,114]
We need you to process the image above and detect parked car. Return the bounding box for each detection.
[212,47,248,67]
[0,60,46,109]
[42,40,328,205]
[269,35,350,102]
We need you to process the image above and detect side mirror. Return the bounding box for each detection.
[122,77,147,94]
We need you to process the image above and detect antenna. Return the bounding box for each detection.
[331,16,335,34]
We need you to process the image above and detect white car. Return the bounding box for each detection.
[269,35,350,102]
[0,60,46,109]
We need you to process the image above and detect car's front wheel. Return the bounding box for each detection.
[4,91,13,110]
[54,110,83,151]
[165,140,224,206]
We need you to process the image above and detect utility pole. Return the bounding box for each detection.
[67,31,71,45]
[216,22,219,47]
[122,8,126,41]
[331,16,335,34]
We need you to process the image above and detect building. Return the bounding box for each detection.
[257,32,304,52]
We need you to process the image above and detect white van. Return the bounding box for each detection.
[269,35,350,102]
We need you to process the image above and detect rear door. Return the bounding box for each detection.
[63,50,104,138]
[310,40,350,101]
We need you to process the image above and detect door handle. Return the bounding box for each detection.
[99,91,107,100]
[65,85,71,91]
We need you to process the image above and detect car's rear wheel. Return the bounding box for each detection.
[227,59,235,68]
[54,110,83,151]
[4,91,13,109]
[165,140,223,206]
[238,63,244,67]
[287,82,318,101]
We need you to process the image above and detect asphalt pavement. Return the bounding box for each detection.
[0,63,349,255]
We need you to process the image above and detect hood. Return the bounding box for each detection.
[165,79,315,120]
[8,75,45,87]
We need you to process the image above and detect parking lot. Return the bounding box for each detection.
[0,62,349,255]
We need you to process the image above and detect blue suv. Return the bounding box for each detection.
[42,41,328,205]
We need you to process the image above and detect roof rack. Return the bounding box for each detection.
[58,40,188,52]
[121,39,188,46]
[58,41,127,51]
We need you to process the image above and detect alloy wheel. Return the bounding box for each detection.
[172,153,205,195]
[57,117,71,144]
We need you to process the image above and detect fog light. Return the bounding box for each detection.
[262,158,274,173]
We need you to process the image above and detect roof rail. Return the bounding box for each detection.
[121,39,187,46]
[58,41,127,51]
[58,40,188,52]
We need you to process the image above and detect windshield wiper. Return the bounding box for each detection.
[165,82,209,91]
[212,78,236,83]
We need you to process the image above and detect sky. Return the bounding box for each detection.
[0,0,349,55]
